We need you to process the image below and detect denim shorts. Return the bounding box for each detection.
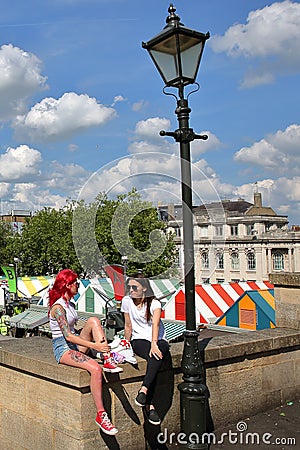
[52,336,79,363]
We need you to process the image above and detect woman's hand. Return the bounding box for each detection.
[149,341,162,360]
[94,337,111,353]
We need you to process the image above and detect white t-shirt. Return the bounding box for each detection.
[121,295,166,342]
[50,298,78,339]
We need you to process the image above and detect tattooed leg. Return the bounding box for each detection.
[70,351,90,363]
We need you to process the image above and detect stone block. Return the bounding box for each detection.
[262,360,295,393]
[0,366,26,413]
[1,408,55,450]
[53,429,100,450]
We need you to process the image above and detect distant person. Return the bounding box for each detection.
[48,268,122,435]
[121,273,170,425]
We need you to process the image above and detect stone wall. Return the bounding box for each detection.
[270,272,300,330]
[0,328,299,450]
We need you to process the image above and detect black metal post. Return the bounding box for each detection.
[14,259,18,303]
[162,97,209,449]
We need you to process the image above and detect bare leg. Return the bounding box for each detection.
[60,350,105,411]
[78,317,108,354]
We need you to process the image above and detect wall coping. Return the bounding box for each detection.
[270,272,300,287]
[1,327,299,390]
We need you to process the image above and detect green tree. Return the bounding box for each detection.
[12,204,82,276]
[0,221,14,265]
[94,189,178,278]
[4,190,178,278]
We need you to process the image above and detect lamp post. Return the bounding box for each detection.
[143,5,210,449]
[121,255,128,279]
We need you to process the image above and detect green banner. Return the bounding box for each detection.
[1,265,17,293]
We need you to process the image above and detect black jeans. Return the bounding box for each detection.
[131,339,170,404]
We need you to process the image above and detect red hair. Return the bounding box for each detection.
[48,269,78,310]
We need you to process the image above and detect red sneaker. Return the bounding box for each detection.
[103,356,123,373]
[95,411,118,435]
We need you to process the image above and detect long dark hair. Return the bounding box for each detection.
[48,269,78,310]
[126,273,158,322]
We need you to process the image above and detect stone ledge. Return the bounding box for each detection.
[1,328,300,449]
[199,327,300,363]
[270,272,300,287]
[0,328,299,389]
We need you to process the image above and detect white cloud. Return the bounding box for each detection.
[134,117,171,139]
[13,92,117,142]
[44,161,90,194]
[132,100,148,112]
[240,71,274,89]
[111,95,126,106]
[269,124,300,155]
[0,44,48,120]
[0,145,42,181]
[210,0,300,87]
[129,117,221,158]
[234,177,300,224]
[0,182,10,198]
[12,183,68,211]
[234,124,300,174]
[75,150,227,209]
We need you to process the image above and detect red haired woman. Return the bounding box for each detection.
[48,268,121,435]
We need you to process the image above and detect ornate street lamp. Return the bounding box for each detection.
[143,4,210,449]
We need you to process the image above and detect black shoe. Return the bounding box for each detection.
[135,391,147,407]
[146,408,161,425]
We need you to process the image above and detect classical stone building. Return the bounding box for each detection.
[159,192,300,283]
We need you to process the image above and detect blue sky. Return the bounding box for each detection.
[1,0,300,224]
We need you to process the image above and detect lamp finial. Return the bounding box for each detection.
[165,4,182,27]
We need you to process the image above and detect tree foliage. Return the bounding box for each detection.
[0,221,14,266]
[2,190,178,278]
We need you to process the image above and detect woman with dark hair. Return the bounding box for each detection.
[48,269,122,435]
[121,273,170,425]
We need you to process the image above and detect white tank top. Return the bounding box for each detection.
[50,298,78,339]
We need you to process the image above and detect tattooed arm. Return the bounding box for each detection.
[52,305,72,339]
[51,305,110,352]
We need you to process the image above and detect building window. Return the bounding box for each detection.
[230,225,238,236]
[215,225,223,236]
[273,252,284,270]
[247,224,255,235]
[202,252,209,269]
[247,252,256,270]
[231,252,240,270]
[199,226,208,237]
[174,227,181,238]
[216,252,224,270]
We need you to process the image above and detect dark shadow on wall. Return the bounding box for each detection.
[143,350,174,449]
[101,352,174,449]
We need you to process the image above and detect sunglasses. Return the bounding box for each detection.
[128,285,139,291]
[70,280,79,287]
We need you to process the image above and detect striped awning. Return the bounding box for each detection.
[163,280,274,324]
[162,320,185,341]
[0,276,51,299]
[8,306,49,329]
[37,277,181,312]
